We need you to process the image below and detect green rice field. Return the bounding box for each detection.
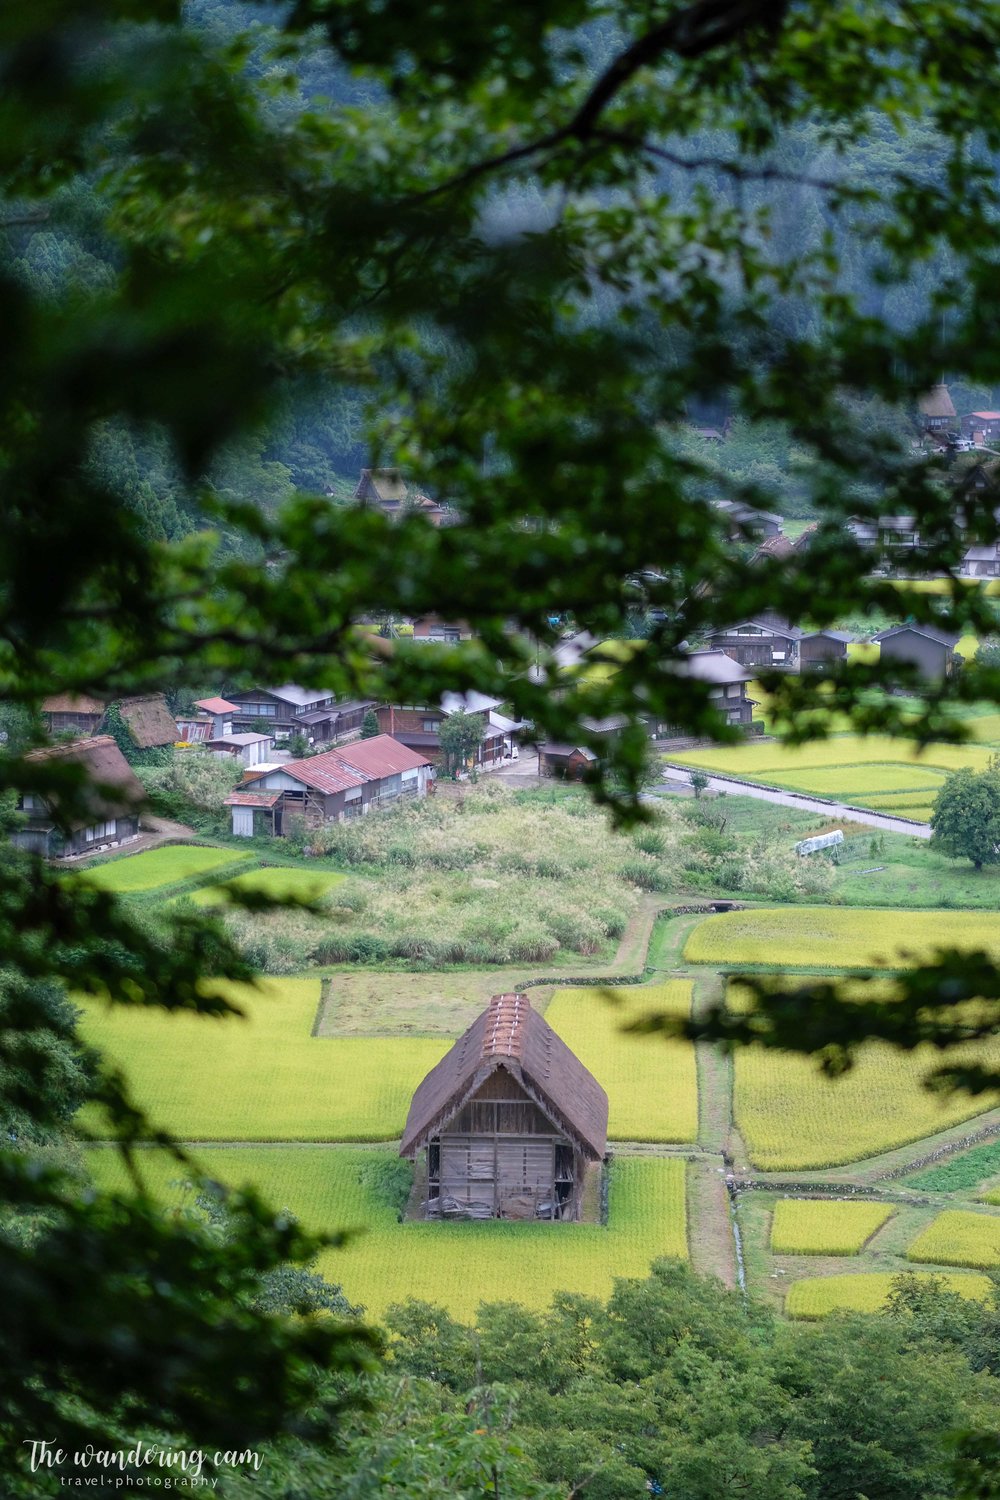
[770,1199,894,1255]
[907,1210,1000,1270]
[78,844,250,892]
[786,1271,993,1319]
[545,983,698,1142]
[77,978,447,1140]
[685,906,1000,970]
[87,1146,688,1319]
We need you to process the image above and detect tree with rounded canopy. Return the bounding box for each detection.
[931,765,1000,870]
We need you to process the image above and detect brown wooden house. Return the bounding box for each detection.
[400,993,608,1221]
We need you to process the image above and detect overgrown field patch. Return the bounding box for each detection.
[87,1146,687,1319]
[77,978,446,1140]
[907,1210,1000,1269]
[79,844,250,893]
[770,1199,894,1255]
[786,1271,992,1319]
[546,983,697,1143]
[685,906,1000,969]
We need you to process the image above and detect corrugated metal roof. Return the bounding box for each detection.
[258,753,367,794]
[334,734,432,778]
[223,790,283,808]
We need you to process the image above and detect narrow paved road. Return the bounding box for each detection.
[660,767,931,839]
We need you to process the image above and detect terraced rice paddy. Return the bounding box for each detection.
[729,979,1000,1168]
[770,1199,894,1255]
[87,1146,688,1319]
[78,844,250,892]
[669,731,999,816]
[786,1271,993,1319]
[685,906,1000,969]
[545,983,698,1142]
[77,978,447,1140]
[907,1210,1000,1269]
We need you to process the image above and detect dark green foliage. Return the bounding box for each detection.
[384,1261,997,1500]
[689,769,710,799]
[907,1142,1000,1193]
[361,709,379,739]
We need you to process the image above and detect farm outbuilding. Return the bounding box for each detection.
[400,992,608,1221]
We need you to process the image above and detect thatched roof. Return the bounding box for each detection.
[116,693,179,748]
[918,383,956,419]
[25,735,145,824]
[41,693,105,717]
[400,993,609,1160]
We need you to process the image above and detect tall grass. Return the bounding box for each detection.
[210,784,832,973]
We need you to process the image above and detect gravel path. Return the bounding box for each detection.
[660,767,932,839]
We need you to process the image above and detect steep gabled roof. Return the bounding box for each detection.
[918,383,957,419]
[25,735,145,824]
[116,693,179,748]
[401,993,608,1160]
[356,467,409,502]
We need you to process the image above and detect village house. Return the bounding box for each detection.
[223,733,433,837]
[12,735,145,858]
[656,649,757,736]
[917,383,957,437]
[959,544,1000,579]
[176,695,239,743]
[40,693,105,737]
[375,691,508,768]
[872,623,962,682]
[354,468,451,526]
[409,616,475,643]
[708,613,803,670]
[400,992,608,1221]
[223,685,374,744]
[962,411,1000,446]
[713,498,784,541]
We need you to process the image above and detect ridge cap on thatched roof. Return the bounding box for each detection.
[400,993,609,1161]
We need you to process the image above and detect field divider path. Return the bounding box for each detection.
[661,766,932,837]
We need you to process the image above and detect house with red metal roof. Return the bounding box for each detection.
[224,733,433,837]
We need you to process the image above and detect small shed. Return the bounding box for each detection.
[799,629,854,669]
[537,743,598,779]
[400,993,608,1221]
